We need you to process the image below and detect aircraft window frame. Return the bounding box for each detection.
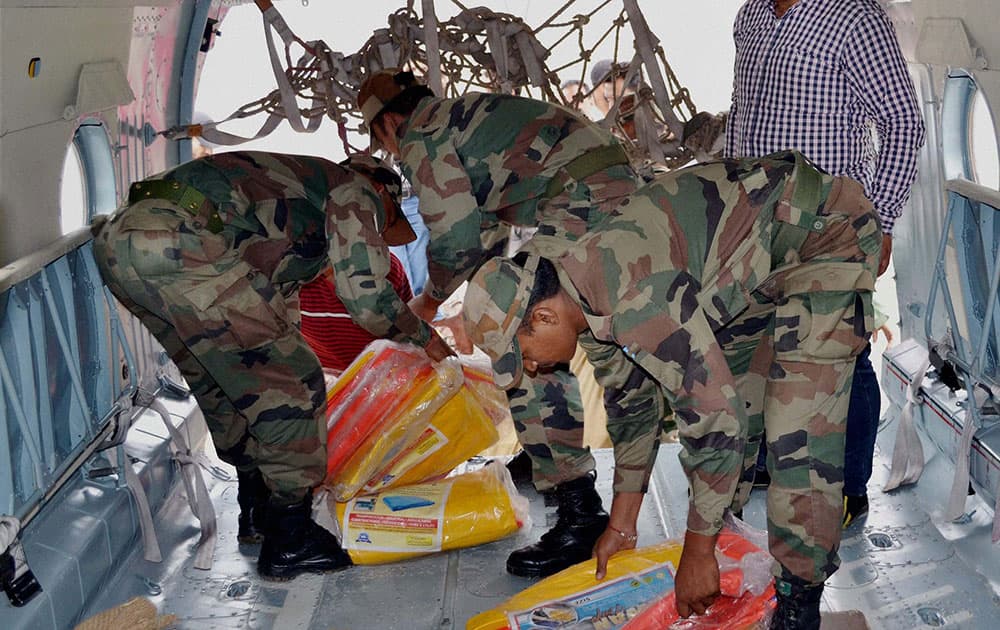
[71,119,118,222]
[941,72,1000,189]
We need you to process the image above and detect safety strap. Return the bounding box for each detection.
[0,518,19,559]
[884,355,932,492]
[945,386,981,523]
[543,144,630,199]
[148,399,218,570]
[108,445,162,563]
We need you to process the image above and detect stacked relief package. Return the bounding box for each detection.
[320,340,526,564]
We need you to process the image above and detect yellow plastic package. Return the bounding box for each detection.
[324,341,510,502]
[467,528,776,630]
[328,464,528,565]
[362,364,506,494]
[323,341,465,501]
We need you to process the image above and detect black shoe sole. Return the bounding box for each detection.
[258,561,352,582]
[506,560,552,578]
[506,553,587,578]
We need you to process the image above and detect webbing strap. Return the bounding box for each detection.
[108,445,162,563]
[945,394,978,521]
[544,144,630,199]
[261,6,325,135]
[149,399,217,570]
[884,355,932,492]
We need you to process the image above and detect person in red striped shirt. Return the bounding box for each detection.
[299,254,414,373]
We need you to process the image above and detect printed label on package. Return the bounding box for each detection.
[506,562,676,630]
[341,480,452,552]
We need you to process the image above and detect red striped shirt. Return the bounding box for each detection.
[299,255,413,372]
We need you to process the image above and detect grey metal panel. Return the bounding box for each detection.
[0,394,202,629]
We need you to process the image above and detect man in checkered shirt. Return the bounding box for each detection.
[725,0,925,627]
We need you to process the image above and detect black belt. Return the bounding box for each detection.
[128,179,224,233]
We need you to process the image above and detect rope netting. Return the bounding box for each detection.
[167,0,718,171]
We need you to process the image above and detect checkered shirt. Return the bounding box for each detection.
[725,0,925,234]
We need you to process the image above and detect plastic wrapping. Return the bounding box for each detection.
[362,365,504,494]
[466,524,775,630]
[329,463,528,565]
[323,340,464,501]
[620,523,776,630]
[323,341,509,501]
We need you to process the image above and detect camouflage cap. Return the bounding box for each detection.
[341,154,415,246]
[357,68,422,128]
[462,255,540,389]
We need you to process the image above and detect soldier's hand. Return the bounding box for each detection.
[593,526,637,580]
[423,331,456,362]
[409,293,443,324]
[435,313,474,354]
[674,532,720,618]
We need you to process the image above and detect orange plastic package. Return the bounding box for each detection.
[362,363,507,494]
[323,341,464,501]
[466,521,775,630]
[324,341,510,502]
[326,463,528,565]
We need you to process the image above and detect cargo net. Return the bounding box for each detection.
[168,0,723,171]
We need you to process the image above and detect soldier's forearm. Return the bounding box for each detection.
[608,491,644,536]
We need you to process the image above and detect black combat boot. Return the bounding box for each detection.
[236,468,269,544]
[771,578,823,630]
[506,472,609,577]
[257,495,353,581]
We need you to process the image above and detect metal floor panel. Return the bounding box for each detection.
[78,431,1000,629]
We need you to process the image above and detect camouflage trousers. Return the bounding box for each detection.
[507,368,595,491]
[93,199,326,504]
[728,177,881,584]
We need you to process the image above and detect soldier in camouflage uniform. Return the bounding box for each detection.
[93,150,450,580]
[463,150,880,626]
[357,69,642,577]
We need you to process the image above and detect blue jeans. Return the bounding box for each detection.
[389,196,430,295]
[842,344,880,497]
[755,344,879,497]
